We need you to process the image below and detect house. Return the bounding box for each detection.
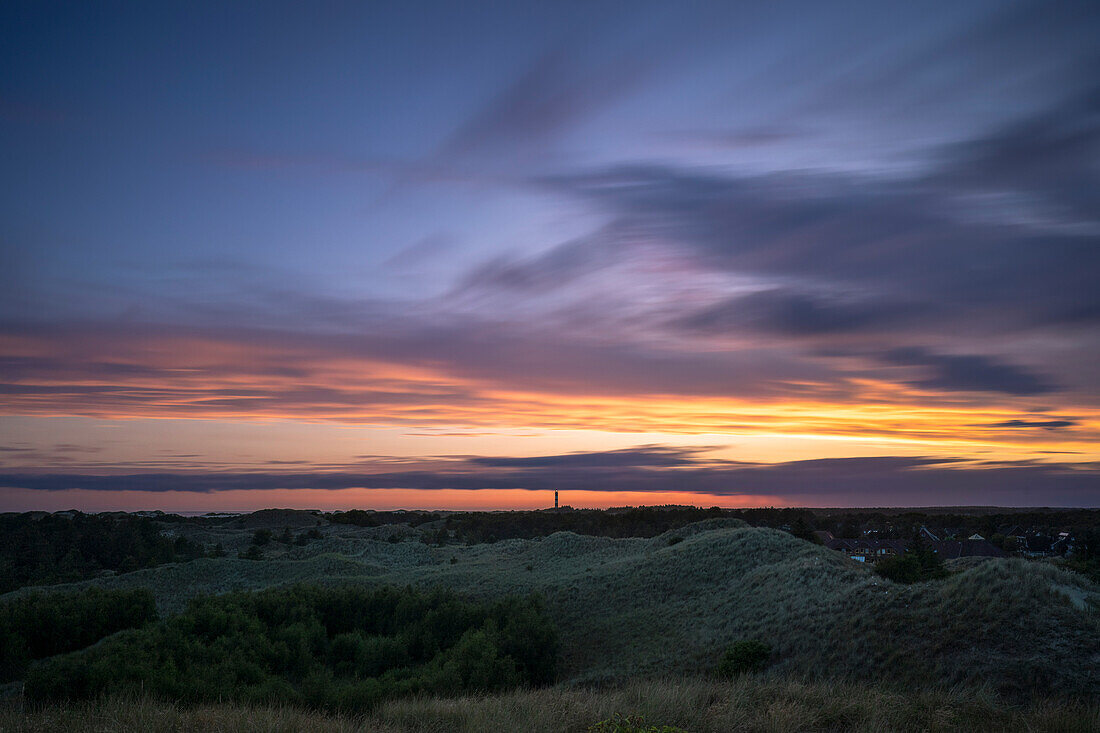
[818,534,1005,563]
[819,535,908,563]
[1024,534,1053,556]
[919,525,940,542]
[930,539,1006,560]
[1050,532,1074,556]
[996,524,1026,543]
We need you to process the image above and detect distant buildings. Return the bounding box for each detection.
[814,531,1006,563]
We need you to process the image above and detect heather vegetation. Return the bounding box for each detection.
[24,585,557,711]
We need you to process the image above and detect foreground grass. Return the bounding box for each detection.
[4,678,1099,733]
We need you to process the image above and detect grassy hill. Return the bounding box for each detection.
[10,518,1098,699]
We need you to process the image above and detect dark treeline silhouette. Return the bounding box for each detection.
[24,585,558,711]
[0,513,206,593]
[332,506,1100,549]
[330,510,443,528]
[812,509,1100,544]
[333,506,754,542]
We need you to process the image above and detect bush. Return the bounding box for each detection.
[717,640,771,677]
[0,587,156,682]
[251,529,272,546]
[239,545,263,560]
[24,585,558,710]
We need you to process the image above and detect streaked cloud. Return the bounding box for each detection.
[2,448,1097,507]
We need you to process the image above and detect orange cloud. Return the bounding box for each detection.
[2,326,1097,466]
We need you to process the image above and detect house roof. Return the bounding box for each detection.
[821,537,1005,559]
[932,539,1005,559]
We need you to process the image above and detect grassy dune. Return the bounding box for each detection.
[6,678,1099,732]
[7,519,1099,698]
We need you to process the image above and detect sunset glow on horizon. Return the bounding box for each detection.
[2,1,1098,511]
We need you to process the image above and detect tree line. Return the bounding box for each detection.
[0,513,207,593]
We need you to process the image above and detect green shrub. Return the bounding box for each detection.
[0,587,157,682]
[718,640,771,677]
[24,585,558,711]
[238,545,263,560]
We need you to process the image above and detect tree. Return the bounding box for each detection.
[875,533,947,584]
[789,515,817,543]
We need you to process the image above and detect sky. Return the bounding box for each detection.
[1,0,1099,511]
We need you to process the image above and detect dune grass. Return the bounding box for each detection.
[5,677,1099,732]
[6,520,1098,698]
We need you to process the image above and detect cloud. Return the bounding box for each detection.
[538,159,1098,330]
[932,84,1100,225]
[2,450,1097,507]
[675,288,928,338]
[982,419,1078,430]
[0,317,845,421]
[3,11,1098,433]
[470,445,721,469]
[453,234,612,296]
[877,348,1056,396]
[494,86,1099,399]
[439,47,647,162]
[662,127,808,150]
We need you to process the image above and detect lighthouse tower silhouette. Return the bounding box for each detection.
[554,490,558,509]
